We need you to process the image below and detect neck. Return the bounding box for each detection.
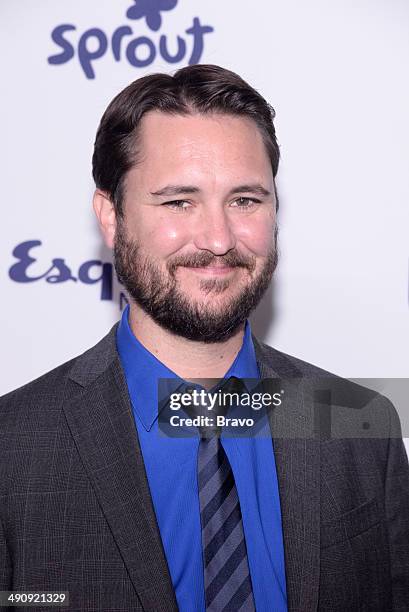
[128,303,246,380]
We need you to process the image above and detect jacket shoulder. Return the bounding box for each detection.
[0,323,119,420]
[253,336,338,378]
[0,357,75,408]
[253,337,400,436]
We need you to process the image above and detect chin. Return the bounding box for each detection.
[189,286,239,302]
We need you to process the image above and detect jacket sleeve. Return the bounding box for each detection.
[384,403,409,611]
[0,396,12,590]
[0,513,11,590]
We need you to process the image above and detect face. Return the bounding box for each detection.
[113,111,278,342]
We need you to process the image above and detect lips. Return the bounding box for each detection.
[189,265,235,275]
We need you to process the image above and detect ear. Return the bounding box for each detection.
[93,189,117,249]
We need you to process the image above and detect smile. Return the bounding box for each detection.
[188,266,236,276]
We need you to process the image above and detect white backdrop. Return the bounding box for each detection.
[1,1,408,446]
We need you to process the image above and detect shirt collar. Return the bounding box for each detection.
[116,305,260,431]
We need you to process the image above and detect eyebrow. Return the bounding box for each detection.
[150,183,272,198]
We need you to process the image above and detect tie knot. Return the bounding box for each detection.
[181,377,246,438]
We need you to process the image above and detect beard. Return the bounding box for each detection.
[113,220,278,343]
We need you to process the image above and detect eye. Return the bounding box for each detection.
[231,197,260,210]
[162,200,192,211]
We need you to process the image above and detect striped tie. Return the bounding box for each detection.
[198,435,256,611]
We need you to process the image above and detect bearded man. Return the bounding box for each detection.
[1,65,408,612]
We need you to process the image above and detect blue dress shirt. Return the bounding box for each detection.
[116,305,287,611]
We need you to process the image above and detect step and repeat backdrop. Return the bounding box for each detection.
[1,0,408,445]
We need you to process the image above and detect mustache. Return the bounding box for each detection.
[167,250,257,275]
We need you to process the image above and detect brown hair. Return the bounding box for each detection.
[92,64,280,217]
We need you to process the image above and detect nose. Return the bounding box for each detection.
[193,208,237,255]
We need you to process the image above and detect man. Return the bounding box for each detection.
[0,64,408,612]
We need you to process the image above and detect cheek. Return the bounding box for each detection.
[142,214,191,257]
[235,214,275,256]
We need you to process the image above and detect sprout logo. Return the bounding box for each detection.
[48,0,214,80]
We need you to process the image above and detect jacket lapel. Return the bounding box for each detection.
[253,338,320,612]
[63,327,177,612]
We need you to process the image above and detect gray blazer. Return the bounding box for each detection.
[1,325,408,611]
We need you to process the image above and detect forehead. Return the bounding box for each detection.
[131,110,272,187]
